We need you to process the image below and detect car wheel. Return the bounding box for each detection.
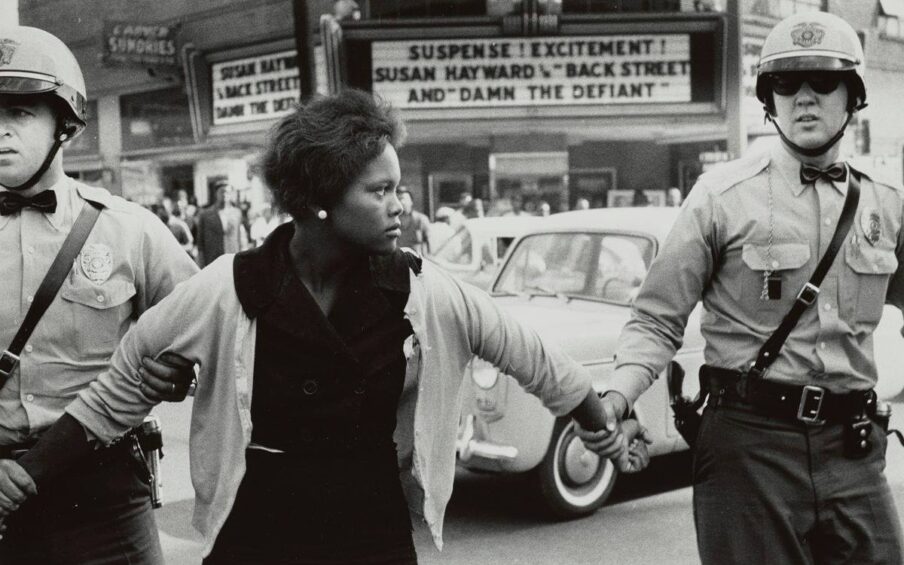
[535,418,617,519]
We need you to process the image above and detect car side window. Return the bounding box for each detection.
[593,235,651,302]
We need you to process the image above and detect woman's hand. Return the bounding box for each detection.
[613,419,653,473]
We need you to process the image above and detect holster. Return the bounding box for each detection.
[673,396,705,448]
[667,362,707,448]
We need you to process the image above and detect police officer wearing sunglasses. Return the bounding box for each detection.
[578,11,903,564]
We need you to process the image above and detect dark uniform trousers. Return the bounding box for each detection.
[0,444,163,565]
[694,404,903,564]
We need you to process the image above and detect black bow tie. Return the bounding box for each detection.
[800,163,848,185]
[0,190,58,216]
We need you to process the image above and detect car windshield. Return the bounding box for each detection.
[493,232,654,304]
[433,226,472,265]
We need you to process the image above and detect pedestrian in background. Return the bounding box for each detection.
[0,25,197,564]
[0,89,649,564]
[249,204,280,247]
[196,180,246,266]
[397,186,431,254]
[427,206,456,252]
[579,12,903,564]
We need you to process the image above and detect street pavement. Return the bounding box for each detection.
[155,396,904,564]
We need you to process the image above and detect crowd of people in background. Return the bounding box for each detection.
[145,179,289,266]
[142,181,684,263]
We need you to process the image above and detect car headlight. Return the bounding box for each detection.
[471,361,500,390]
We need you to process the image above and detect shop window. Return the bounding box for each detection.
[569,169,616,209]
[120,87,194,152]
[161,164,196,202]
[65,100,99,157]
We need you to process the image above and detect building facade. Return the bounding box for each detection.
[16,0,904,216]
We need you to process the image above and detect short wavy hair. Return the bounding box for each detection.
[261,89,406,220]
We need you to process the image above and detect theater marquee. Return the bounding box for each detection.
[371,35,691,109]
[211,50,301,126]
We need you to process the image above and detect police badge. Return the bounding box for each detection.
[80,243,114,284]
[0,39,20,66]
[791,22,825,48]
[860,208,881,246]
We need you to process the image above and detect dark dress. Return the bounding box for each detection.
[204,224,418,564]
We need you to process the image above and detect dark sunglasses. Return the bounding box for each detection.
[769,73,843,96]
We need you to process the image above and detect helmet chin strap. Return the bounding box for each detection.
[766,111,853,158]
[1,130,69,192]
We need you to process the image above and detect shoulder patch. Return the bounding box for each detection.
[695,153,769,196]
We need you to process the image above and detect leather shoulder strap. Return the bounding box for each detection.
[749,169,861,378]
[0,201,104,383]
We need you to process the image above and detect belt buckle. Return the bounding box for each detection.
[797,385,826,424]
[0,350,20,380]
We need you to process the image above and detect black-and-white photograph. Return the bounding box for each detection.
[0,0,903,563]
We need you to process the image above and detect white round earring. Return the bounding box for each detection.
[317,209,328,220]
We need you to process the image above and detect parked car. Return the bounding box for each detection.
[427,216,537,290]
[456,207,904,519]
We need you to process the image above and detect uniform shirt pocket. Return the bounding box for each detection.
[740,242,811,311]
[61,275,137,358]
[842,245,898,325]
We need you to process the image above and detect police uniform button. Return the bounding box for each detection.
[96,295,105,303]
[820,342,826,350]
[302,379,318,395]
[860,429,868,437]
[771,261,779,269]
[25,394,34,402]
[873,264,880,272]
[824,303,831,311]
[24,344,33,353]
[860,440,868,448]
[824,217,832,226]
[26,295,33,303]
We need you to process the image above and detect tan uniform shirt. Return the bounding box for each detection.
[609,141,904,407]
[0,177,199,444]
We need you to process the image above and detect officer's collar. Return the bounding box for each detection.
[0,175,72,232]
[770,141,847,198]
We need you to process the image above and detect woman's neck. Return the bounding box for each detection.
[288,220,361,292]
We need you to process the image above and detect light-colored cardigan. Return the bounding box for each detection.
[67,254,592,556]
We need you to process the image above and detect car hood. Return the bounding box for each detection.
[490,295,631,359]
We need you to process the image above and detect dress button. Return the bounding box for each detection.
[771,260,779,269]
[302,379,318,395]
[24,344,33,353]
[824,217,832,226]
[96,295,105,303]
[823,303,831,311]
[26,295,34,303]
[25,394,34,402]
